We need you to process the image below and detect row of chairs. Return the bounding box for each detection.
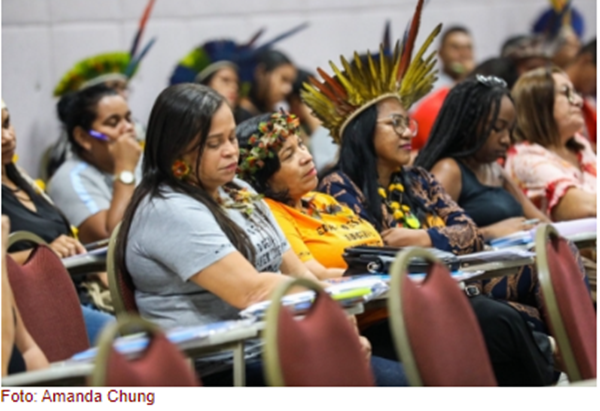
[5,224,596,386]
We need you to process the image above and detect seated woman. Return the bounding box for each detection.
[2,215,49,376]
[236,111,382,279]
[414,75,589,332]
[301,13,555,385]
[115,83,406,386]
[2,100,114,344]
[239,50,297,116]
[2,99,86,262]
[506,66,596,221]
[48,84,142,244]
[169,39,253,124]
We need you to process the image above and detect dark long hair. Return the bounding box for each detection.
[248,50,293,113]
[57,84,119,158]
[115,84,257,279]
[414,77,512,171]
[322,104,428,231]
[235,113,291,204]
[4,163,72,235]
[47,85,118,177]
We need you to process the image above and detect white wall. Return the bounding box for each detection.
[1,0,597,177]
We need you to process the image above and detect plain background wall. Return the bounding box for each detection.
[1,0,597,178]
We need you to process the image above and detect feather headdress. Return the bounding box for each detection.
[53,0,157,97]
[301,0,441,142]
[169,23,309,90]
[533,0,584,39]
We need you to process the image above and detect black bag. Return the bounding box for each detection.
[342,245,460,276]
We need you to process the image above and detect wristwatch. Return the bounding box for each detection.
[114,170,135,185]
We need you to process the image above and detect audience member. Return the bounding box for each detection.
[506,66,596,221]
[415,75,590,336]
[169,39,254,124]
[240,50,297,116]
[563,38,597,148]
[2,99,86,262]
[287,68,338,172]
[48,85,142,244]
[115,84,405,386]
[415,76,549,240]
[2,99,116,336]
[501,34,552,76]
[237,111,382,279]
[411,26,475,153]
[303,9,555,383]
[44,0,156,180]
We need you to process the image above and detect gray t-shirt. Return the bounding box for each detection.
[47,155,141,227]
[125,179,290,331]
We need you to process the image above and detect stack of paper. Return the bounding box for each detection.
[239,278,389,319]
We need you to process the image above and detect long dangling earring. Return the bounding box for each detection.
[172,159,191,180]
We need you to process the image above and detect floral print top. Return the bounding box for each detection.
[504,134,597,217]
[318,167,484,255]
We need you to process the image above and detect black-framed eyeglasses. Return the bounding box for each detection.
[556,85,582,106]
[377,114,418,137]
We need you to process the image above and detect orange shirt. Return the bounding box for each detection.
[265,193,383,269]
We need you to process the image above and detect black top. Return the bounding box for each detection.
[456,160,523,227]
[2,184,70,252]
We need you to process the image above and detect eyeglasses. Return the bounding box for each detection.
[556,86,582,106]
[378,115,418,137]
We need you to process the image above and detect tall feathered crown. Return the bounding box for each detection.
[301,0,441,142]
[53,0,157,97]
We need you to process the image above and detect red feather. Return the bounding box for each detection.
[398,0,425,79]
[309,75,339,103]
[317,67,348,100]
[129,0,157,58]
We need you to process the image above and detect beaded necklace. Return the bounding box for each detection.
[217,185,264,217]
[378,175,421,229]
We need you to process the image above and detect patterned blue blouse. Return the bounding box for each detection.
[318,167,484,255]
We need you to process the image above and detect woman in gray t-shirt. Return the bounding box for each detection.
[114,84,323,383]
[116,84,406,387]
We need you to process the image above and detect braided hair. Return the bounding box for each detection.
[414,76,512,171]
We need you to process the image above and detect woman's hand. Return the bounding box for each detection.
[49,235,86,259]
[381,228,432,248]
[109,134,142,172]
[479,217,537,241]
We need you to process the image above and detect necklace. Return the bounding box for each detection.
[217,185,263,217]
[378,176,421,229]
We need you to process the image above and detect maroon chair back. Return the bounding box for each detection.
[389,248,497,386]
[6,246,90,362]
[265,278,375,386]
[91,315,200,386]
[543,235,596,380]
[107,223,138,315]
